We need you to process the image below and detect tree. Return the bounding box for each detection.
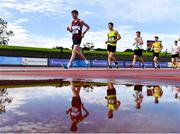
[0,18,14,45]
[124,49,133,52]
[83,42,94,51]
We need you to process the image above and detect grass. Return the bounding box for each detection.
[0,45,171,57]
[0,45,61,52]
[0,81,107,88]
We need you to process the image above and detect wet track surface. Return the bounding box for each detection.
[0,79,180,133]
[1,67,180,85]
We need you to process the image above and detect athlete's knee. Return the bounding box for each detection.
[109,55,113,60]
[72,49,76,53]
[153,56,157,60]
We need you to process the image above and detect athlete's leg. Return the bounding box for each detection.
[67,45,78,68]
[110,52,117,62]
[175,57,178,67]
[139,57,144,65]
[172,57,175,66]
[108,52,116,65]
[112,53,117,62]
[132,55,137,66]
[153,56,159,67]
[108,51,112,66]
[110,52,118,68]
[76,46,87,60]
[70,81,81,97]
[76,45,89,66]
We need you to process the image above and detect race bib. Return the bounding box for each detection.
[72,26,81,34]
[109,36,115,41]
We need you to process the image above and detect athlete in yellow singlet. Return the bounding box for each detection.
[105,22,121,69]
[105,83,121,119]
[153,86,163,104]
[151,36,163,69]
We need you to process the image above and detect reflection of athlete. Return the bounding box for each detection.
[172,86,180,100]
[63,10,90,69]
[105,83,121,119]
[105,22,121,69]
[0,88,12,113]
[152,86,163,104]
[66,81,89,132]
[133,85,143,109]
[130,31,145,69]
[171,40,180,68]
[151,36,163,69]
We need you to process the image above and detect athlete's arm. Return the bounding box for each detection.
[66,108,72,114]
[81,105,89,120]
[139,37,144,45]
[151,43,154,51]
[80,20,90,37]
[117,100,121,107]
[133,38,138,46]
[67,21,73,33]
[115,30,121,42]
[178,47,180,53]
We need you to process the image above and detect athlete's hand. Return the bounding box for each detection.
[81,33,85,38]
[67,26,70,31]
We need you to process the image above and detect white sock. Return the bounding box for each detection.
[85,60,89,64]
[154,63,157,67]
[67,62,71,68]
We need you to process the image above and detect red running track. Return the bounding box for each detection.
[0,67,180,82]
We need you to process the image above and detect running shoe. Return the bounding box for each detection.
[86,62,90,69]
[108,65,112,69]
[142,64,145,69]
[130,65,134,69]
[62,64,69,69]
[157,65,160,69]
[115,62,119,69]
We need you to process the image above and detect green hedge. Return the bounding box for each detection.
[0,45,171,57]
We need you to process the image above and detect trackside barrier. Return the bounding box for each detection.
[158,62,169,68]
[48,59,88,67]
[125,61,140,67]
[140,62,154,68]
[0,56,22,65]
[91,60,124,67]
[0,56,171,68]
[48,59,68,67]
[22,58,48,66]
[91,60,108,67]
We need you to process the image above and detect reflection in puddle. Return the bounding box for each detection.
[105,83,121,119]
[0,88,13,113]
[66,81,89,132]
[0,79,180,133]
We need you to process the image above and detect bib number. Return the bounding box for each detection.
[72,26,81,34]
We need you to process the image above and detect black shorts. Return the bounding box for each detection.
[134,49,142,57]
[72,96,81,107]
[107,88,116,96]
[153,52,159,58]
[172,54,179,58]
[72,37,82,45]
[107,45,116,52]
[134,85,143,91]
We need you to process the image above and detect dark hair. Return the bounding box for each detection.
[174,40,178,43]
[136,31,141,34]
[71,10,78,15]
[108,22,114,27]
[154,36,159,39]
